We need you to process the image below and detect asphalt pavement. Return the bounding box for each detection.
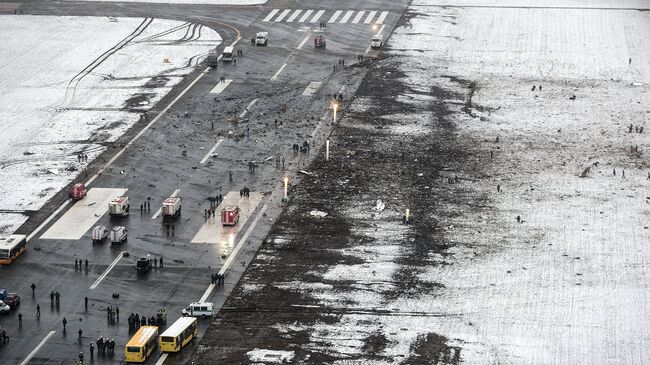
[0,0,409,364]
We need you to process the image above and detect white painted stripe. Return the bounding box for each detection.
[376,11,389,24]
[298,9,313,22]
[89,251,125,289]
[29,200,71,241]
[365,25,385,54]
[274,9,291,22]
[271,63,287,81]
[155,353,169,365]
[297,34,310,49]
[352,10,365,24]
[302,81,322,96]
[209,79,232,94]
[286,9,302,22]
[328,10,342,23]
[151,189,180,220]
[200,138,224,164]
[263,9,279,22]
[231,36,241,47]
[239,98,258,118]
[364,10,377,24]
[310,10,325,22]
[340,10,354,23]
[199,284,215,303]
[20,331,56,365]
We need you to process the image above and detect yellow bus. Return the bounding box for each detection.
[159,317,198,352]
[125,326,158,363]
[0,234,27,265]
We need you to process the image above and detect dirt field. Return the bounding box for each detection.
[192,1,650,363]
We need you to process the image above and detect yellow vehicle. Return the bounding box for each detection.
[0,234,27,265]
[125,326,158,363]
[159,317,198,352]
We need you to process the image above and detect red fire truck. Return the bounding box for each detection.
[221,205,240,226]
[69,183,87,200]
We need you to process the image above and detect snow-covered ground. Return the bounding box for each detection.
[0,15,220,235]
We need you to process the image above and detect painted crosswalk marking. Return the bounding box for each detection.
[287,9,302,22]
[263,9,389,24]
[364,10,377,24]
[328,10,342,23]
[302,81,322,96]
[263,9,279,22]
[311,10,325,22]
[376,11,389,24]
[209,79,232,94]
[352,11,365,24]
[340,10,354,23]
[298,10,313,22]
[275,9,291,22]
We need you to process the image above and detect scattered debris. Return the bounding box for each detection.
[309,210,328,218]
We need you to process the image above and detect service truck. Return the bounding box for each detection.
[69,182,87,200]
[162,197,181,221]
[109,196,130,217]
[207,49,219,68]
[221,205,240,226]
[222,46,234,62]
[136,255,153,273]
[255,32,268,46]
[110,226,127,244]
[92,225,109,243]
[370,34,383,49]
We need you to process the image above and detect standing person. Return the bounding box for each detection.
[18,312,22,327]
[159,257,164,268]
[31,283,36,296]
[89,342,94,358]
[78,328,83,343]
[62,317,67,331]
[75,259,78,270]
[55,291,60,304]
[50,291,55,304]
[154,257,158,268]
[84,297,88,310]
[84,259,88,270]
[116,306,119,321]
[36,304,40,318]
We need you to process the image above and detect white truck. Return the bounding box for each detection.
[108,196,130,217]
[110,226,127,244]
[181,302,214,318]
[370,34,383,49]
[222,46,234,62]
[162,197,181,221]
[91,225,109,243]
[255,32,268,46]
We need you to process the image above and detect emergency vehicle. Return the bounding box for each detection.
[69,183,87,200]
[221,205,240,226]
[162,197,181,221]
[92,225,109,243]
[110,226,127,244]
[255,32,268,46]
[109,196,130,217]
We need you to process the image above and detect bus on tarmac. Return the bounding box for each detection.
[159,317,198,353]
[0,234,27,265]
[125,326,159,363]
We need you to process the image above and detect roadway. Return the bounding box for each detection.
[0,0,409,364]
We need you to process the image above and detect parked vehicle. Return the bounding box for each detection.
[207,49,219,68]
[69,182,87,200]
[109,196,130,217]
[162,197,181,222]
[314,35,326,48]
[92,225,109,243]
[3,293,20,309]
[370,34,383,49]
[0,234,27,265]
[181,302,214,318]
[0,300,10,314]
[222,46,234,62]
[136,256,152,273]
[110,226,127,244]
[221,205,240,226]
[255,32,268,46]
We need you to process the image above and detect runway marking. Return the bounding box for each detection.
[376,11,389,24]
[20,331,56,365]
[271,63,287,81]
[198,203,268,302]
[328,10,342,23]
[274,9,291,22]
[151,188,180,220]
[231,36,241,47]
[364,10,377,24]
[286,9,302,22]
[200,138,224,164]
[90,251,126,289]
[155,353,169,365]
[365,24,386,55]
[192,192,262,244]
[352,11,365,24]
[340,10,354,23]
[41,188,127,240]
[298,10,313,22]
[28,200,71,241]
[263,9,279,22]
[239,98,258,118]
[209,79,232,94]
[310,10,325,23]
[297,34,311,49]
[302,81,322,96]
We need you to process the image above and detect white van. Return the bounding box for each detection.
[371,34,383,49]
[181,302,214,318]
[222,46,234,62]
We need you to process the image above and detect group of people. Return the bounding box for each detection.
[240,187,251,197]
[211,273,225,286]
[140,200,151,213]
[247,161,257,173]
[76,153,89,163]
[0,328,9,344]
[95,337,115,355]
[293,141,310,154]
[207,194,223,208]
[74,259,89,271]
[628,124,644,133]
[49,290,61,306]
[106,305,119,323]
[127,311,166,333]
